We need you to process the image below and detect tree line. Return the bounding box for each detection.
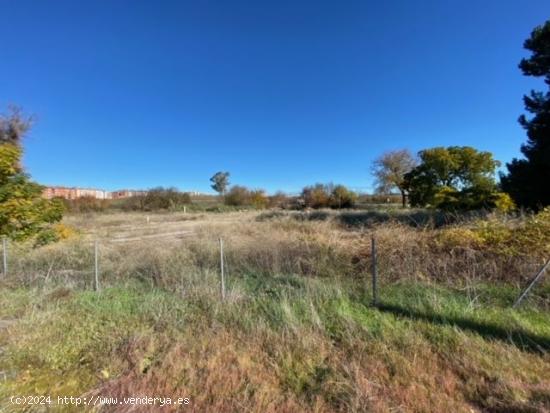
[209,20,549,212]
[371,20,550,212]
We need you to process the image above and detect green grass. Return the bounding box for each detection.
[1,274,549,412]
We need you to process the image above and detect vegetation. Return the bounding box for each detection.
[301,183,357,209]
[125,187,192,211]
[224,185,269,208]
[2,19,550,413]
[501,19,550,211]
[210,171,230,196]
[404,146,512,211]
[267,191,293,209]
[371,149,417,208]
[0,107,63,242]
[0,210,548,412]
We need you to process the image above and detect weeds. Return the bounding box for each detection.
[0,210,549,412]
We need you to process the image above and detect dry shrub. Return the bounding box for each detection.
[5,208,550,290]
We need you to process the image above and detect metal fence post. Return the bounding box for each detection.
[371,236,378,306]
[219,238,225,300]
[94,239,100,291]
[2,237,7,276]
[513,259,550,308]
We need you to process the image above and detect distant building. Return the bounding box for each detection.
[110,189,147,199]
[42,186,76,200]
[74,188,111,199]
[42,186,144,200]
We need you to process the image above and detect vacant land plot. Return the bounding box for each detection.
[1,209,549,412]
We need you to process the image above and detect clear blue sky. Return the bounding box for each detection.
[0,1,547,193]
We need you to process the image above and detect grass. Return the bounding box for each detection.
[0,209,549,411]
[1,275,549,412]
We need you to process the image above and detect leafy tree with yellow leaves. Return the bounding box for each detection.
[0,106,63,241]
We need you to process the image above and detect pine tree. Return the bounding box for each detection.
[501,21,550,210]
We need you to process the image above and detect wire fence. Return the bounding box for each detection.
[1,231,548,309]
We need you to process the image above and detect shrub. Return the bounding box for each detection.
[250,190,268,209]
[436,207,550,258]
[34,223,77,247]
[117,187,192,211]
[301,184,330,209]
[60,196,110,213]
[329,185,357,208]
[493,193,516,213]
[224,186,268,209]
[268,191,292,209]
[301,184,357,209]
[142,187,191,211]
[225,186,251,206]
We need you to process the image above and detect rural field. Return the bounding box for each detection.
[1,208,549,412]
[2,2,549,412]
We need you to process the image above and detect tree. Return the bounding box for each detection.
[268,191,290,209]
[249,189,268,209]
[210,171,230,196]
[224,185,268,209]
[301,183,357,209]
[0,105,34,145]
[404,146,508,211]
[141,187,191,210]
[301,183,331,209]
[372,149,417,207]
[0,107,63,240]
[501,20,550,210]
[224,185,250,206]
[330,185,357,208]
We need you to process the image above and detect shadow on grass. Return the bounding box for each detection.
[337,210,491,228]
[376,302,550,353]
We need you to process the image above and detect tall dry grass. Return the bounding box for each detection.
[1,210,549,412]
[5,209,549,293]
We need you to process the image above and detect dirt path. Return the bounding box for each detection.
[71,211,259,241]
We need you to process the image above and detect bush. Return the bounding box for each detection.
[493,192,516,213]
[224,186,268,209]
[436,207,550,258]
[268,191,292,209]
[60,196,110,213]
[301,184,357,209]
[329,185,357,208]
[118,187,192,211]
[225,186,251,206]
[301,184,330,209]
[34,223,77,247]
[250,190,268,209]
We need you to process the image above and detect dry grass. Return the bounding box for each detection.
[7,208,549,290]
[1,209,549,412]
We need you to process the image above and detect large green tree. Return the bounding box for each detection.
[501,20,550,210]
[0,107,63,240]
[404,146,511,211]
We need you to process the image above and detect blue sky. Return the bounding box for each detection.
[0,1,547,193]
